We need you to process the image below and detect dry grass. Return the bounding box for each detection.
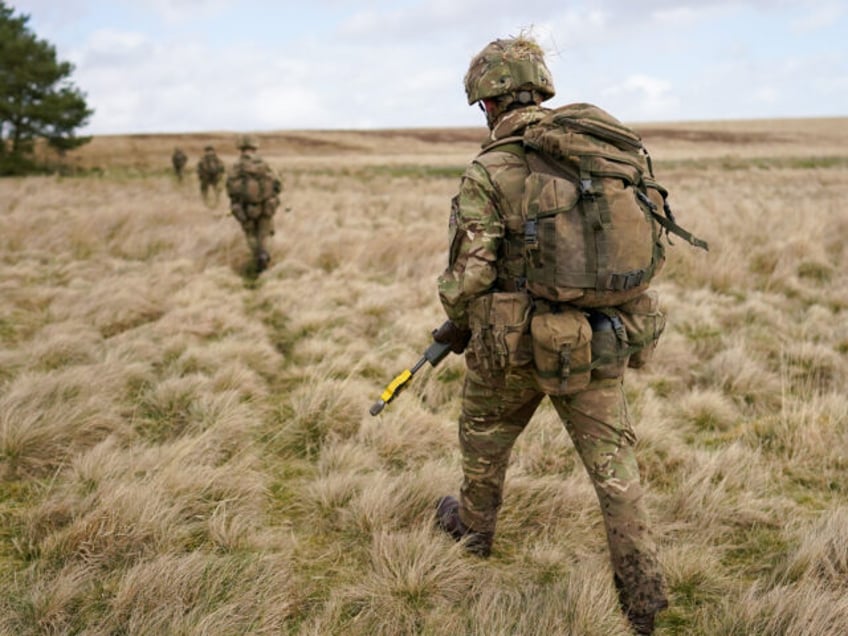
[1,117,847,634]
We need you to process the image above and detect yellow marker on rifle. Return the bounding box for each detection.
[369,325,453,416]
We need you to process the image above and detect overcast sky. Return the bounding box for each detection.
[11,0,848,135]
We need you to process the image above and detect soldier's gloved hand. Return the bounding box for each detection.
[432,320,472,354]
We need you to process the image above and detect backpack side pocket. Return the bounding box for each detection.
[617,289,666,368]
[588,311,629,380]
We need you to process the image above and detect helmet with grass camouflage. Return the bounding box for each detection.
[236,134,259,150]
[464,37,555,105]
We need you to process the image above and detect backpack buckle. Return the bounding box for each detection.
[524,220,539,249]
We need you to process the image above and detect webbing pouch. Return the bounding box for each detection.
[617,290,666,368]
[530,307,591,395]
[466,292,533,383]
[588,311,629,380]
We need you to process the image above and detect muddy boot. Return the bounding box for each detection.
[615,574,668,635]
[435,496,493,557]
[626,601,668,636]
[256,250,270,272]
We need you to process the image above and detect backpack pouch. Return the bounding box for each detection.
[466,292,533,383]
[588,311,629,380]
[522,155,657,307]
[530,307,592,395]
[617,289,666,368]
[512,103,672,307]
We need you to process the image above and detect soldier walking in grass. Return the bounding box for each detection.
[196,145,225,206]
[171,147,187,182]
[432,35,706,635]
[225,135,282,273]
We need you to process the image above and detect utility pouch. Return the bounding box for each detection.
[230,204,248,224]
[530,307,592,395]
[466,292,533,381]
[617,289,666,368]
[588,311,629,380]
[244,202,264,220]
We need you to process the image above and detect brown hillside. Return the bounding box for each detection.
[65,117,848,171]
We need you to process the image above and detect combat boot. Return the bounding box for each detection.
[435,495,493,557]
[625,600,668,635]
[615,574,668,635]
[256,250,271,272]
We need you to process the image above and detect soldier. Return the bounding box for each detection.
[171,147,187,181]
[433,37,669,634]
[196,145,225,206]
[225,135,281,273]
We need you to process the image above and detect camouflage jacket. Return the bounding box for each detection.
[172,150,187,169]
[197,152,225,179]
[226,151,282,205]
[437,106,549,329]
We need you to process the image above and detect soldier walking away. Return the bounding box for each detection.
[431,35,705,635]
[225,135,282,274]
[171,147,187,182]
[196,145,226,207]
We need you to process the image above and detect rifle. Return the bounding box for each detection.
[369,323,453,416]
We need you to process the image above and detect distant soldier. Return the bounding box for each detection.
[171,147,187,181]
[225,135,282,273]
[196,145,225,206]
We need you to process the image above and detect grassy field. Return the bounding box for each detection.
[1,116,847,635]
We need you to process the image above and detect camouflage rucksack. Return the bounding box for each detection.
[484,102,707,308]
[172,149,187,168]
[226,156,280,204]
[199,153,224,179]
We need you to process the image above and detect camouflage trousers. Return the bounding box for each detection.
[231,200,277,261]
[457,367,667,616]
[200,178,222,205]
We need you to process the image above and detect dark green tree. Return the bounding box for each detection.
[0,1,93,173]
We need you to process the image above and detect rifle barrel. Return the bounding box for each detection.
[369,399,386,416]
[369,335,452,416]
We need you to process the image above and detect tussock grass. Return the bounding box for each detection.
[778,506,848,587]
[1,119,847,632]
[703,580,848,636]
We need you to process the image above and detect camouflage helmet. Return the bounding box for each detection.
[464,37,555,105]
[236,134,258,150]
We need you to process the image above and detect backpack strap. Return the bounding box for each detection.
[652,208,709,251]
[634,190,709,251]
[578,155,607,230]
[479,135,525,158]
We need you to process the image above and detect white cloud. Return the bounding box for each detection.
[752,85,779,105]
[11,0,845,133]
[82,28,149,56]
[145,0,232,24]
[791,2,846,32]
[653,6,721,26]
[601,75,680,119]
[71,27,350,134]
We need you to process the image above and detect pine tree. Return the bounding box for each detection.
[0,1,93,174]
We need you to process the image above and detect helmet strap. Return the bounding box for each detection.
[481,98,502,129]
[482,91,538,129]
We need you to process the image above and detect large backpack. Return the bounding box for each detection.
[200,153,224,179]
[485,102,707,308]
[225,156,280,204]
